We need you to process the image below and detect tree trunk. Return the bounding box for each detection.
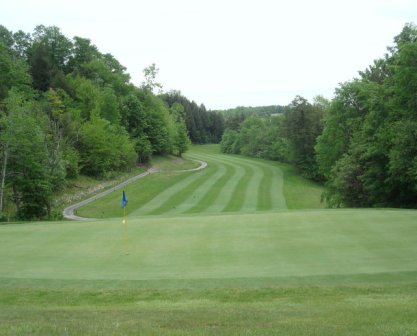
[12,184,20,214]
[0,146,8,212]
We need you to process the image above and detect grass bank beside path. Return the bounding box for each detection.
[53,166,146,214]
[149,154,201,171]
[55,155,199,216]
[73,155,200,219]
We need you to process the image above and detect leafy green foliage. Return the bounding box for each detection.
[217,104,285,118]
[141,63,162,93]
[221,115,289,160]
[220,96,324,181]
[170,102,190,156]
[0,24,207,219]
[220,129,240,154]
[79,117,136,177]
[1,91,52,219]
[282,96,324,180]
[0,42,31,99]
[318,23,417,207]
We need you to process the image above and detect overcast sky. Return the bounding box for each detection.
[2,0,417,109]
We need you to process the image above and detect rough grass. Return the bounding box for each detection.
[1,275,417,335]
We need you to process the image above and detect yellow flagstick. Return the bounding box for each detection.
[123,207,129,255]
[121,190,129,255]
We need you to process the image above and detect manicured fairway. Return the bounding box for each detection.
[76,145,322,219]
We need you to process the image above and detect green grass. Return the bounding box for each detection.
[147,163,219,215]
[2,145,417,335]
[1,279,416,335]
[77,144,319,218]
[1,275,417,335]
[56,167,147,198]
[150,154,201,171]
[1,209,417,334]
[2,210,417,280]
[187,163,232,213]
[280,162,326,209]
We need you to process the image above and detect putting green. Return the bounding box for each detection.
[1,209,416,282]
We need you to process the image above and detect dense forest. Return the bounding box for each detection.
[0,25,224,220]
[221,23,417,208]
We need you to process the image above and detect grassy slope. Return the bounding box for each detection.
[1,146,417,335]
[53,167,146,211]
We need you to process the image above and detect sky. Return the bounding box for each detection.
[2,0,417,109]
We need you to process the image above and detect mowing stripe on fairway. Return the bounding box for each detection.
[187,153,248,213]
[239,164,261,211]
[156,162,226,215]
[129,171,201,216]
[186,163,235,213]
[212,153,287,210]
[257,166,273,210]
[195,152,287,212]
[269,165,287,209]
[147,163,219,215]
[163,161,227,215]
[192,153,261,212]
[223,163,254,212]
[76,172,195,219]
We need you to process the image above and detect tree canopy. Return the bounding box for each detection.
[0,24,224,220]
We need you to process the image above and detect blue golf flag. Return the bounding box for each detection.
[121,190,128,208]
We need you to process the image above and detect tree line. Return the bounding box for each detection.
[221,23,417,208]
[0,25,224,220]
[216,105,285,132]
[161,91,224,144]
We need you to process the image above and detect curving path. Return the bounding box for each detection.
[63,159,207,220]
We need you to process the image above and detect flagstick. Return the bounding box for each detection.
[123,207,129,255]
